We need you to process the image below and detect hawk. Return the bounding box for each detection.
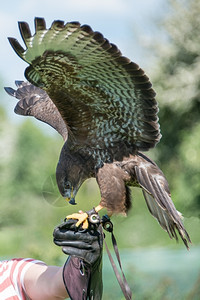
[5,18,191,248]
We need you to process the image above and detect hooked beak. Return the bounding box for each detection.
[65,187,77,205]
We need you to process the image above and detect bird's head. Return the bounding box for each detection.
[56,146,88,205]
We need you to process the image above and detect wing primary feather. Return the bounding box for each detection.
[34,17,46,31]
[80,24,93,34]
[93,31,105,43]
[15,80,24,87]
[125,61,140,71]
[101,38,112,51]
[18,22,32,45]
[51,20,65,30]
[67,21,80,26]
[115,56,131,65]
[8,37,25,59]
[108,43,121,56]
[4,87,16,97]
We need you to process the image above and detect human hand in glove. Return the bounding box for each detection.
[53,217,103,266]
[53,214,103,300]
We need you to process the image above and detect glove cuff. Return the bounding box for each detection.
[63,255,103,300]
[63,256,90,300]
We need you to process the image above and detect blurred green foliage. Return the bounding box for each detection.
[152,0,200,217]
[0,0,200,298]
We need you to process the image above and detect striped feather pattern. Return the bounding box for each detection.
[4,81,68,140]
[8,17,161,162]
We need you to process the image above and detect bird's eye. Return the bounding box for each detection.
[64,181,71,190]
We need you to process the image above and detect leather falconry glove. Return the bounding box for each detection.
[53,216,103,300]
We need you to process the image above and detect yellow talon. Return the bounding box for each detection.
[66,212,89,229]
[66,205,105,229]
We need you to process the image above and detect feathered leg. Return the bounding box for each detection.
[66,162,131,229]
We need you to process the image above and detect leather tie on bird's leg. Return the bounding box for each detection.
[101,214,113,232]
[66,204,104,229]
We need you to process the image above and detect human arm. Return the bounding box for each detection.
[24,263,68,300]
[23,217,103,300]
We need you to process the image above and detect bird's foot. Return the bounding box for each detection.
[66,212,89,229]
[66,205,104,229]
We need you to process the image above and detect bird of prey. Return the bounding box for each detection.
[5,18,191,248]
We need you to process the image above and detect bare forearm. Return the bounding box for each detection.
[24,264,68,300]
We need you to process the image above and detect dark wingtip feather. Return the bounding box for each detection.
[51,20,65,30]
[4,87,16,97]
[107,43,121,56]
[81,24,93,34]
[179,226,192,250]
[69,21,80,26]
[8,37,25,59]
[93,31,105,43]
[18,21,31,44]
[15,80,23,87]
[181,234,191,251]
[34,17,46,31]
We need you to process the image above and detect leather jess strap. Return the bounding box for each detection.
[86,210,132,299]
[101,215,132,300]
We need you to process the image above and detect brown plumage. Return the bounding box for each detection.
[4,18,191,248]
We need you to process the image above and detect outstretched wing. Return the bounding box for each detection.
[8,17,161,161]
[4,81,68,140]
[123,153,191,249]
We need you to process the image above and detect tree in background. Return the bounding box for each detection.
[152,0,200,217]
